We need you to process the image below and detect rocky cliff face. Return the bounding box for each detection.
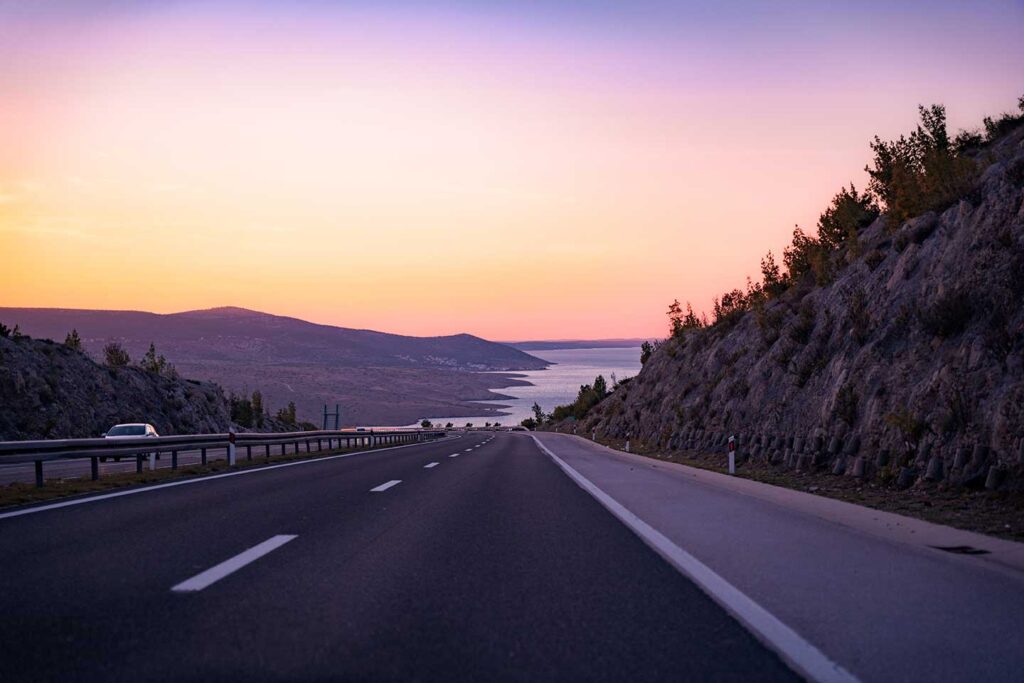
[0,335,232,440]
[573,124,1024,491]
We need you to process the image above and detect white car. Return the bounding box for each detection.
[102,423,159,461]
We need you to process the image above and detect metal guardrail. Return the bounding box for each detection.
[0,428,447,487]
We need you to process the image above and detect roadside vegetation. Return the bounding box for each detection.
[533,96,1024,442]
[662,96,1024,334]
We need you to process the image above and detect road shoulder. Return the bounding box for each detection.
[531,431,1024,683]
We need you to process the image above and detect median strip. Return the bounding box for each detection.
[171,534,297,593]
[370,480,401,492]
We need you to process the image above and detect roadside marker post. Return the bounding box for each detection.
[728,435,736,475]
[228,431,237,467]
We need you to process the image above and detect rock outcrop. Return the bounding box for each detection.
[0,335,233,440]
[571,123,1024,492]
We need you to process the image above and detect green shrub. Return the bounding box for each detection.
[787,300,816,345]
[63,329,82,351]
[783,227,825,282]
[847,288,871,344]
[982,96,1024,141]
[863,249,886,271]
[833,383,859,425]
[276,401,297,426]
[920,289,973,338]
[760,251,787,297]
[884,408,928,444]
[712,288,750,325]
[550,374,611,421]
[230,393,254,427]
[103,342,130,368]
[140,342,174,376]
[667,299,704,337]
[817,185,879,251]
[866,104,979,227]
[640,341,656,365]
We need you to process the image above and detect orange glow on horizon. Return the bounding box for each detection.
[3,3,1023,339]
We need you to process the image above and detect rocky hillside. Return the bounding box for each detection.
[0,334,233,440]
[569,117,1024,492]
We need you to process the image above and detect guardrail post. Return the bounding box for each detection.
[91,456,99,481]
[35,460,43,488]
[246,445,252,461]
[171,450,178,470]
[201,447,207,465]
[265,444,270,460]
[228,432,237,466]
[305,440,310,453]
[136,454,143,473]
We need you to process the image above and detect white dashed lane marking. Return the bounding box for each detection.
[171,535,297,593]
[370,480,401,492]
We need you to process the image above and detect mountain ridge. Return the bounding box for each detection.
[0,306,548,371]
[0,306,546,425]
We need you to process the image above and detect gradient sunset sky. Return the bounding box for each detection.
[2,1,1022,340]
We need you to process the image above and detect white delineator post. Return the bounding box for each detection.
[228,431,237,467]
[727,435,736,475]
[149,452,156,471]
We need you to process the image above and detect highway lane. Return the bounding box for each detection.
[0,432,796,681]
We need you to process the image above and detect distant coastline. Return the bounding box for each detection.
[506,339,650,351]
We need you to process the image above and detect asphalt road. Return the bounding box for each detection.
[0,432,796,681]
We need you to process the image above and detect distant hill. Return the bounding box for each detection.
[0,307,546,425]
[508,339,648,351]
[1,306,548,371]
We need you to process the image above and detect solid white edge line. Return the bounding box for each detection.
[370,479,401,492]
[530,436,859,683]
[0,436,456,521]
[424,462,439,469]
[171,534,297,593]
